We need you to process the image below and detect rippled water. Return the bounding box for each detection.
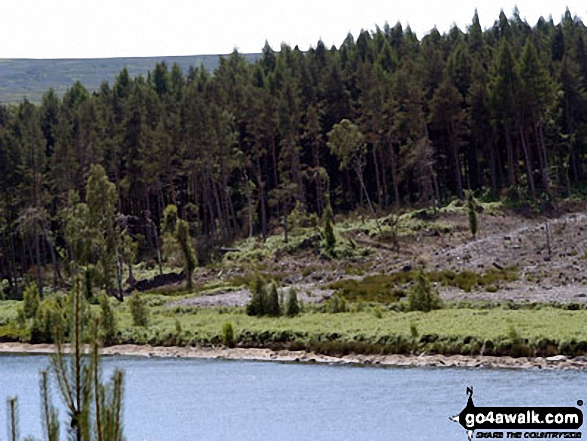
[0,355,584,440]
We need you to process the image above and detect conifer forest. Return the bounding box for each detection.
[2,10,587,298]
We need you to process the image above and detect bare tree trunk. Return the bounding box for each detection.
[371,144,383,207]
[387,133,400,210]
[34,221,43,297]
[379,148,389,209]
[518,126,536,199]
[1,230,15,295]
[10,233,20,295]
[505,130,515,187]
[448,122,464,198]
[152,221,163,276]
[536,122,550,193]
[48,235,61,290]
[355,164,382,235]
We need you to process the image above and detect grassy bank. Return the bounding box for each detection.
[1,295,586,358]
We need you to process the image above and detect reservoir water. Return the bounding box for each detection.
[0,355,584,440]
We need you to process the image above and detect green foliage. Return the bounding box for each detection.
[162,204,178,235]
[175,219,197,289]
[63,166,126,300]
[221,321,235,348]
[329,275,406,303]
[31,297,66,343]
[22,284,40,319]
[327,295,347,313]
[467,191,479,238]
[83,266,94,299]
[99,292,117,345]
[128,291,149,327]
[408,270,442,312]
[41,279,126,441]
[266,283,281,317]
[86,164,121,297]
[4,288,587,358]
[245,278,282,317]
[288,201,309,230]
[322,206,336,251]
[327,119,365,170]
[246,274,267,316]
[3,12,587,301]
[329,268,517,301]
[286,287,301,317]
[373,305,383,319]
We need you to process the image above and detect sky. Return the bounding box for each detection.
[0,0,585,59]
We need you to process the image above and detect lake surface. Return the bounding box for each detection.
[0,355,584,440]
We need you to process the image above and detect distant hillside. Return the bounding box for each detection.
[0,53,261,104]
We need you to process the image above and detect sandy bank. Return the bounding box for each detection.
[0,343,585,370]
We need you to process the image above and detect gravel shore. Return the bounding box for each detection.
[0,343,585,370]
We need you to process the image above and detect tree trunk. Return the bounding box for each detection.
[518,125,536,199]
[354,164,382,235]
[505,130,515,187]
[153,222,163,276]
[387,133,400,210]
[449,125,464,198]
[536,122,550,193]
[34,221,43,298]
[371,144,383,207]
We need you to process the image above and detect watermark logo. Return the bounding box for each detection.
[450,387,583,440]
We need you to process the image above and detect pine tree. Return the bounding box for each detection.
[266,283,281,317]
[323,206,336,251]
[50,279,125,440]
[408,270,442,312]
[246,274,267,316]
[467,191,479,239]
[286,287,301,317]
[175,219,197,290]
[327,119,382,233]
[85,164,124,300]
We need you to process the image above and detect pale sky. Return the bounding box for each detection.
[0,0,585,59]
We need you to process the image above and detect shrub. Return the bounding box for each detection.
[286,287,301,317]
[329,275,406,303]
[408,270,442,312]
[129,291,149,327]
[327,295,347,313]
[31,298,65,344]
[467,191,479,239]
[175,219,197,289]
[84,265,95,299]
[373,306,383,319]
[99,292,117,344]
[221,321,235,348]
[246,274,267,316]
[266,283,281,317]
[323,207,336,250]
[22,284,40,319]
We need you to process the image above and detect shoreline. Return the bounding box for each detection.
[0,343,585,370]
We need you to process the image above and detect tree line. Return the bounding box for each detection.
[2,9,587,297]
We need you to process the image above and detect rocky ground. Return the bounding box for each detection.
[167,203,587,308]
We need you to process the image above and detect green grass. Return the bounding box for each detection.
[329,275,407,303]
[328,268,518,302]
[114,305,587,356]
[221,225,372,264]
[2,295,585,357]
